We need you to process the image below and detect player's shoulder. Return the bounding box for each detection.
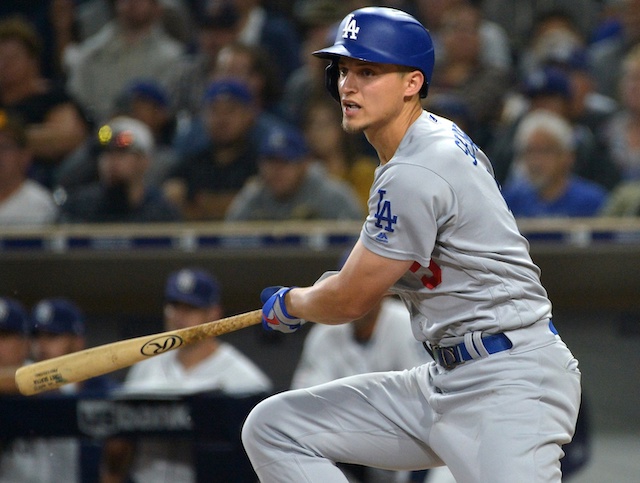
[395,111,481,167]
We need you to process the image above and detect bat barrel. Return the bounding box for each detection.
[15,309,263,396]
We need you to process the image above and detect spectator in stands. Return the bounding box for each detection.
[599,180,640,216]
[501,109,608,217]
[511,8,618,139]
[0,110,59,226]
[0,16,91,189]
[202,0,302,83]
[600,42,640,214]
[211,41,283,115]
[66,0,185,123]
[280,0,346,124]
[112,80,181,186]
[101,267,272,483]
[516,7,586,78]
[589,0,640,99]
[600,43,640,182]
[225,123,363,221]
[424,2,512,146]
[58,116,183,223]
[57,79,182,191]
[51,0,193,77]
[164,79,268,220]
[480,0,600,57]
[544,47,618,141]
[49,0,84,79]
[30,297,118,483]
[415,0,513,71]
[0,0,72,80]
[589,1,625,46]
[301,95,377,211]
[170,3,241,119]
[489,65,621,190]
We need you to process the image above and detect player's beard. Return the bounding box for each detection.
[342,116,365,134]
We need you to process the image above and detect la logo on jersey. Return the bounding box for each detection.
[374,189,397,243]
[342,14,360,40]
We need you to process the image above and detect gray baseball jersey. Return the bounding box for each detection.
[360,111,552,343]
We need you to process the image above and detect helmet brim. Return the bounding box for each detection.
[313,44,401,67]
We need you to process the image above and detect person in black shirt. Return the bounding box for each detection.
[165,79,274,220]
[58,116,182,223]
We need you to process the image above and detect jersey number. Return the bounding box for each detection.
[410,260,442,290]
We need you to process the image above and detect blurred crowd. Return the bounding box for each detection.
[2,0,640,225]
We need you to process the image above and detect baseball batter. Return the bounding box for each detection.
[242,7,581,483]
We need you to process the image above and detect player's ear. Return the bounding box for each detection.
[404,70,424,98]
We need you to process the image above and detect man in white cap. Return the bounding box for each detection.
[58,116,183,223]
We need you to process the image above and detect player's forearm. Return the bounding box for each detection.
[286,279,377,325]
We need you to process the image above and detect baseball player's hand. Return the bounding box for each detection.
[260,286,305,333]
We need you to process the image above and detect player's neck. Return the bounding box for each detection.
[366,103,423,164]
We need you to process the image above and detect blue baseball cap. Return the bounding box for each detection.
[203,79,254,105]
[165,268,221,308]
[125,80,170,108]
[32,298,85,336]
[259,124,309,162]
[523,66,572,99]
[0,297,30,335]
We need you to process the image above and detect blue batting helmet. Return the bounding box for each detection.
[313,7,435,101]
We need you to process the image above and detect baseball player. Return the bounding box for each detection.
[101,268,272,483]
[242,7,581,483]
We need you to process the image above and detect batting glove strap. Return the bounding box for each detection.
[261,287,304,333]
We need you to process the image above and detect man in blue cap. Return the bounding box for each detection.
[166,78,295,220]
[31,298,118,397]
[1,297,101,483]
[101,267,272,483]
[31,298,85,365]
[225,123,364,221]
[25,298,118,483]
[0,297,40,480]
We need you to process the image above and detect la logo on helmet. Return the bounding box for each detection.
[342,14,360,40]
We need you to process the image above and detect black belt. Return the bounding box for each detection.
[425,321,558,370]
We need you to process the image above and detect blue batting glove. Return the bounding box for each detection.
[260,286,304,333]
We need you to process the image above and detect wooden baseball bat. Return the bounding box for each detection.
[15,309,262,396]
